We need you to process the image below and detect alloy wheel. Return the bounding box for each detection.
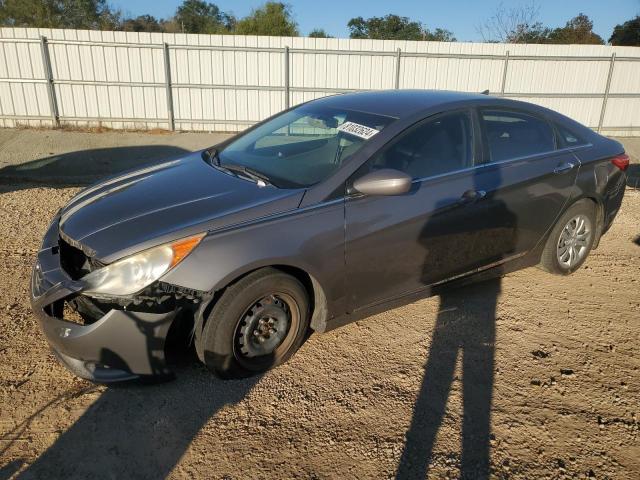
[556,214,592,269]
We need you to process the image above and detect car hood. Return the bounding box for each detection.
[59,152,305,263]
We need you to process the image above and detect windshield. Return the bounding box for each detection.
[216,104,396,188]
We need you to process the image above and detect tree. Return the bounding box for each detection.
[235,2,298,36]
[347,14,455,41]
[547,14,604,45]
[478,3,605,45]
[121,14,162,32]
[174,0,235,34]
[0,0,121,29]
[308,28,331,38]
[477,1,550,43]
[609,15,640,46]
[348,14,422,40]
[427,28,456,42]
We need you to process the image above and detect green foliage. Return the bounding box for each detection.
[347,14,455,41]
[505,22,551,43]
[546,13,604,45]
[428,28,456,42]
[0,0,120,29]
[479,4,605,45]
[121,14,162,32]
[235,2,298,36]
[174,0,235,34]
[0,0,614,46]
[609,15,640,46]
[308,28,331,38]
[348,14,422,40]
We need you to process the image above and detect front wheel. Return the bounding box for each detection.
[195,268,310,379]
[539,200,597,275]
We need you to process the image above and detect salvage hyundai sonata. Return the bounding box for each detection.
[31,90,629,381]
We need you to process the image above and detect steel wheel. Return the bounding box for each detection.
[556,214,592,269]
[233,292,300,370]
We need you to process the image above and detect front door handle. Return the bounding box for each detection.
[459,189,487,205]
[554,162,576,174]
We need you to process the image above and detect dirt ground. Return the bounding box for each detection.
[0,131,639,479]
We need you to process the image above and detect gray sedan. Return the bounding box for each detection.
[30,90,628,381]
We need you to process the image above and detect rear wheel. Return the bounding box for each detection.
[195,268,310,378]
[539,200,597,275]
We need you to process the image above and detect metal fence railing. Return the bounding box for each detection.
[0,29,639,134]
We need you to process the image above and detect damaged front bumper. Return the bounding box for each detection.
[30,216,181,382]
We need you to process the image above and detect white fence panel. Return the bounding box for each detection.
[0,28,639,135]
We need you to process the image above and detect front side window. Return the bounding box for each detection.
[218,105,395,188]
[481,109,555,163]
[366,111,474,180]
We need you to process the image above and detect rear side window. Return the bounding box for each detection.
[555,123,587,148]
[481,110,555,163]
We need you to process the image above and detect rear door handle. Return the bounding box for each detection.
[554,162,576,174]
[459,189,486,204]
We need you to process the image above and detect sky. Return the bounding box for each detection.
[110,0,640,42]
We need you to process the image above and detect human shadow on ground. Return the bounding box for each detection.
[396,279,501,479]
[13,363,258,479]
[0,459,25,480]
[0,145,190,193]
[397,164,516,479]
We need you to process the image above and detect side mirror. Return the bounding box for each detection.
[352,169,412,196]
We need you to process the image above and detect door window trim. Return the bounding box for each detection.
[477,106,559,165]
[347,106,593,196]
[352,107,478,185]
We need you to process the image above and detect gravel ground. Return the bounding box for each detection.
[0,130,639,479]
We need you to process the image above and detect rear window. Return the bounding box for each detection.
[481,110,555,163]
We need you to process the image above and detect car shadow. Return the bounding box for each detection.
[12,365,259,479]
[396,167,515,478]
[0,145,191,193]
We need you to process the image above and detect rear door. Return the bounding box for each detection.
[470,108,580,264]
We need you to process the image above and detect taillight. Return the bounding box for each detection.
[611,153,630,171]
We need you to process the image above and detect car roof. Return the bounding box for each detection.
[310,89,491,119]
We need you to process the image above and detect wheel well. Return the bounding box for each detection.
[578,196,604,249]
[197,264,329,337]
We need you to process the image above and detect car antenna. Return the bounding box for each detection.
[480,89,490,95]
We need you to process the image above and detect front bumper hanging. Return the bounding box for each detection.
[30,216,178,382]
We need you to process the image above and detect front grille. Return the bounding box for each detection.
[58,237,97,280]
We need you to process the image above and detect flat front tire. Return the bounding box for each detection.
[539,200,597,275]
[195,268,310,379]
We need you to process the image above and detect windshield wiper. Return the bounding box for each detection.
[203,147,272,186]
[222,163,272,186]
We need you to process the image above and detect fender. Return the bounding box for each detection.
[161,198,346,323]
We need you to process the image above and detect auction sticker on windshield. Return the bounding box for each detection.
[337,121,380,140]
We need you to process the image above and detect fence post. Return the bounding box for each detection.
[500,50,510,96]
[284,46,290,109]
[163,42,175,131]
[598,52,616,133]
[395,48,402,89]
[39,36,59,127]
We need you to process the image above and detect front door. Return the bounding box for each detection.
[345,110,492,311]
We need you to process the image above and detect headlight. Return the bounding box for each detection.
[81,233,205,297]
